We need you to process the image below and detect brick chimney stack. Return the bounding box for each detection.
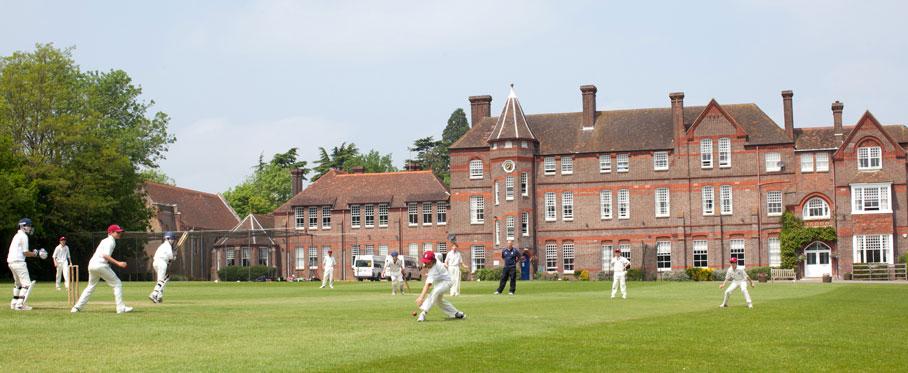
[832,100,844,144]
[580,84,598,129]
[670,92,685,149]
[782,90,794,140]
[290,168,305,196]
[468,95,492,127]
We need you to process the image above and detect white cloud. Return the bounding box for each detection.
[160,115,354,192]
[185,0,552,61]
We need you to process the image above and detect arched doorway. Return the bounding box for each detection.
[803,242,832,278]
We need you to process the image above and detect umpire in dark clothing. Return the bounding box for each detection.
[496,240,521,295]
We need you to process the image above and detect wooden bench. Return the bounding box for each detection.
[771,268,797,282]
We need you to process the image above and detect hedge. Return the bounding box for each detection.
[218,265,276,281]
[746,266,771,280]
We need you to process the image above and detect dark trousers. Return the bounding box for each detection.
[497,266,517,294]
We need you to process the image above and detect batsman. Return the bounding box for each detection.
[149,231,176,303]
[7,218,48,311]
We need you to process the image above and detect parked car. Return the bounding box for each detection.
[402,256,422,280]
[352,255,386,281]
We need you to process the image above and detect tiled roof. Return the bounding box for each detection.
[144,181,240,230]
[275,170,449,212]
[794,125,908,150]
[451,103,790,154]
[487,86,536,142]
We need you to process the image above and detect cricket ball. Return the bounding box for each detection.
[411,311,418,317]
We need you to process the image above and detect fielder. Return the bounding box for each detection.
[610,248,630,299]
[320,250,336,289]
[148,231,175,303]
[443,243,465,296]
[71,224,133,314]
[52,236,71,290]
[719,257,754,308]
[414,251,464,322]
[383,251,405,295]
[8,218,44,311]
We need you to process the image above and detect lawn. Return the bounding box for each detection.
[1,280,906,372]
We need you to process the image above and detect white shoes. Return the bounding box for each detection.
[454,312,465,319]
[417,312,426,322]
[117,306,134,314]
[14,305,32,311]
[70,307,80,313]
[747,303,753,309]
[719,304,728,308]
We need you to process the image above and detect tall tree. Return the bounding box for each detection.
[442,108,470,145]
[348,150,398,173]
[224,148,310,216]
[407,108,471,185]
[311,142,359,181]
[0,44,173,279]
[139,168,175,185]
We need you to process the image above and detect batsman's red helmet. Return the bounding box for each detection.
[107,224,124,234]
[729,257,738,264]
[421,251,436,264]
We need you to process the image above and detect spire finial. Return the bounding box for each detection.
[508,84,517,99]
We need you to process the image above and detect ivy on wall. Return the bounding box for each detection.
[779,212,837,269]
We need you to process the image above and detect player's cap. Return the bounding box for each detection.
[391,251,398,257]
[420,251,436,264]
[164,231,175,239]
[729,257,738,263]
[107,224,125,234]
[614,248,621,253]
[18,218,32,226]
[59,236,66,241]
[328,250,333,254]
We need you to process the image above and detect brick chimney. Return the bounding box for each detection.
[781,90,794,140]
[405,161,423,171]
[670,92,685,149]
[350,166,366,174]
[468,95,492,127]
[832,101,844,144]
[580,84,597,129]
[290,168,305,195]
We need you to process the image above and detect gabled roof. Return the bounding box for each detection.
[274,170,449,212]
[452,102,789,154]
[833,111,906,160]
[794,125,908,150]
[685,99,748,140]
[144,181,240,230]
[487,86,536,142]
[214,213,276,247]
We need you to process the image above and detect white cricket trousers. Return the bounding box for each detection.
[722,280,752,306]
[389,273,404,294]
[73,264,125,310]
[8,261,31,307]
[55,261,70,289]
[151,260,168,297]
[322,269,334,287]
[447,267,462,296]
[420,280,460,317]
[611,272,627,298]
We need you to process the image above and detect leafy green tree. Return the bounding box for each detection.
[442,108,470,145]
[139,168,175,185]
[348,150,398,173]
[0,44,170,279]
[406,108,470,185]
[224,148,310,216]
[312,142,359,181]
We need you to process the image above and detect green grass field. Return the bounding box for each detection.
[1,280,906,372]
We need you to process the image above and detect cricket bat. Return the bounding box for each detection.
[175,230,190,251]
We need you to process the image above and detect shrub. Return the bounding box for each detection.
[596,271,610,281]
[578,270,590,281]
[626,269,644,281]
[540,272,561,281]
[473,268,501,281]
[746,266,771,280]
[899,254,907,264]
[660,270,691,281]
[217,265,276,282]
[685,267,714,281]
[711,268,726,282]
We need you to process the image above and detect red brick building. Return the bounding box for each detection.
[273,169,449,280]
[449,85,907,278]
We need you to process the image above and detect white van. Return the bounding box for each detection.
[352,255,386,281]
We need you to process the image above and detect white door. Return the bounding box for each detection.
[804,242,832,277]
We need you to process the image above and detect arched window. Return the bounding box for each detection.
[803,197,830,219]
[469,159,483,179]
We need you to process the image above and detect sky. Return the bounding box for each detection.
[2,0,907,193]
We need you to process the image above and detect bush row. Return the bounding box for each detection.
[217,265,277,281]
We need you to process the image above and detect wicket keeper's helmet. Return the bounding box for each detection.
[420,251,436,264]
[729,257,738,264]
[164,231,175,240]
[18,218,32,227]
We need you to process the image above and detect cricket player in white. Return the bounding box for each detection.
[320,250,336,289]
[8,218,39,311]
[415,251,464,322]
[383,251,405,295]
[610,248,631,299]
[71,224,133,314]
[53,236,71,290]
[443,243,465,296]
[720,257,754,308]
[148,231,175,303]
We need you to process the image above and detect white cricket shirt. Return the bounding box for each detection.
[154,241,174,262]
[89,235,117,266]
[425,263,451,284]
[610,256,630,274]
[6,230,28,263]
